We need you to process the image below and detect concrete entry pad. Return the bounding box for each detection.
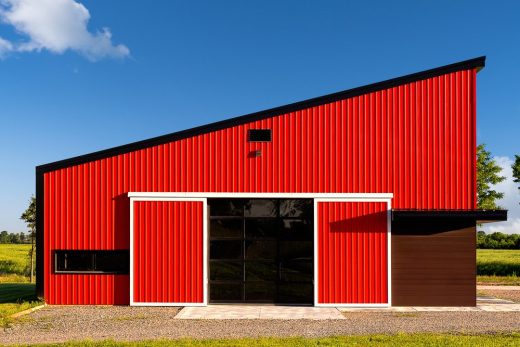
[175,305,345,320]
[478,285,520,291]
[176,295,520,319]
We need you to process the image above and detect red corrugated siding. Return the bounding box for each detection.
[133,200,203,303]
[317,201,388,304]
[42,69,477,304]
[43,169,129,305]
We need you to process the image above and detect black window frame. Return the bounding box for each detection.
[54,250,129,274]
[247,129,272,142]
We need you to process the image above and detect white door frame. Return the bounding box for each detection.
[128,192,392,307]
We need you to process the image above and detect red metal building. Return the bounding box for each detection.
[36,57,506,307]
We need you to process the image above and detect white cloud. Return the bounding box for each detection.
[0,0,129,61]
[482,156,520,234]
[0,36,13,57]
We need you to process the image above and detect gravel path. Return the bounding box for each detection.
[1,306,519,345]
[479,290,520,303]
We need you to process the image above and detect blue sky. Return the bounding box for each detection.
[0,0,519,232]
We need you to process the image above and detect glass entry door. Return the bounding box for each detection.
[208,199,314,304]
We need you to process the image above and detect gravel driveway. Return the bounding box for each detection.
[1,306,520,345]
[479,289,520,303]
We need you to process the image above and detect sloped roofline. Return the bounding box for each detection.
[36,56,485,174]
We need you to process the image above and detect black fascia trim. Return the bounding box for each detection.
[36,168,44,297]
[392,209,507,222]
[36,56,485,174]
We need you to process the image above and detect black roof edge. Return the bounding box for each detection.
[36,56,486,173]
[392,209,507,223]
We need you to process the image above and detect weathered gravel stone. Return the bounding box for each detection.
[1,306,519,345]
[479,290,520,303]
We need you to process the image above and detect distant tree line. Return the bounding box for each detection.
[477,231,520,249]
[477,144,520,209]
[476,145,519,249]
[0,230,30,244]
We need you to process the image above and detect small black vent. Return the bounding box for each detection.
[248,129,272,142]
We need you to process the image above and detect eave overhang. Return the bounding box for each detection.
[392,209,507,223]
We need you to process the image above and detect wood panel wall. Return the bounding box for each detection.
[391,219,476,306]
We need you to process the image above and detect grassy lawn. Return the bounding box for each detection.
[0,282,43,327]
[16,334,520,346]
[477,249,520,285]
[477,275,520,285]
[0,243,31,283]
[0,244,41,327]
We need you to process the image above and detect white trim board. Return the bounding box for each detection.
[128,192,392,308]
[131,302,207,307]
[128,192,393,199]
[129,196,208,307]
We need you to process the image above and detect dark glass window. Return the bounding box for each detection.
[278,283,313,303]
[280,261,313,282]
[208,198,314,304]
[247,129,272,142]
[95,252,129,273]
[209,199,245,217]
[55,251,129,274]
[210,261,243,281]
[210,240,242,259]
[280,219,313,240]
[245,240,277,260]
[245,261,277,281]
[280,200,312,217]
[60,252,93,271]
[210,219,243,239]
[210,283,243,301]
[245,282,276,301]
[244,199,277,217]
[279,241,313,261]
[245,219,278,239]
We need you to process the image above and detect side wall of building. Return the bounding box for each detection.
[40,69,477,304]
[391,219,476,306]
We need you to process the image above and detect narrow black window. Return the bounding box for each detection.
[248,129,272,142]
[55,250,129,274]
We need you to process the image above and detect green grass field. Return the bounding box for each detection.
[477,249,520,284]
[0,244,41,327]
[0,282,42,327]
[0,243,32,282]
[16,334,520,347]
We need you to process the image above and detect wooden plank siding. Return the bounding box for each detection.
[391,219,476,306]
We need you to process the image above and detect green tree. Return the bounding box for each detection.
[0,230,9,243]
[513,155,520,203]
[8,233,20,243]
[477,144,505,209]
[20,196,36,283]
[475,231,520,249]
